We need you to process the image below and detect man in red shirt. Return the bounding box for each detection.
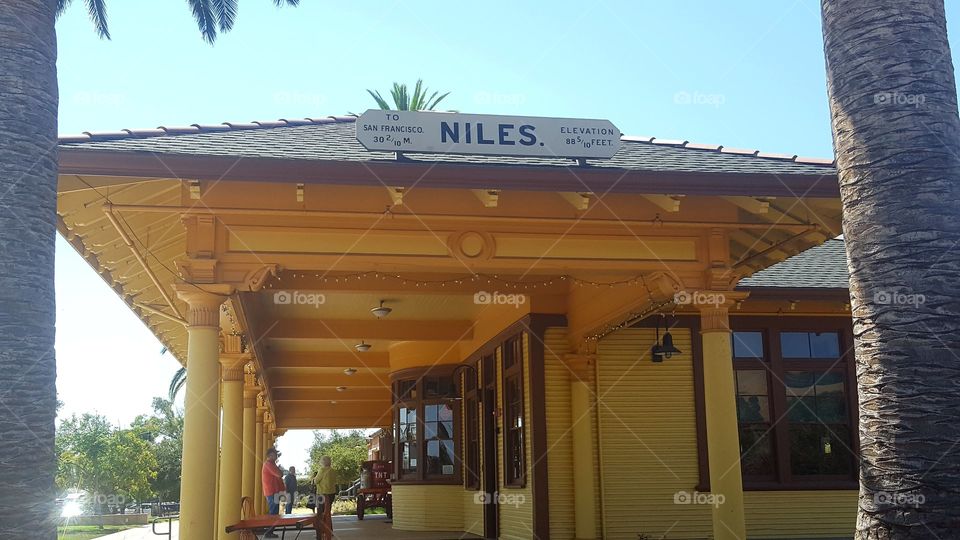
[261,447,285,538]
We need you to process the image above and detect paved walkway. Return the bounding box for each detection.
[92,515,479,539]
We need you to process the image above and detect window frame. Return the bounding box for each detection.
[391,366,462,485]
[730,317,859,490]
[462,360,481,490]
[501,335,527,488]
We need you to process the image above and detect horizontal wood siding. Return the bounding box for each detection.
[544,327,576,540]
[745,491,857,538]
[497,334,534,540]
[598,328,712,539]
[391,484,465,531]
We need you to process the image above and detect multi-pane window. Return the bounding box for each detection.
[392,371,459,483]
[730,326,856,486]
[502,336,526,487]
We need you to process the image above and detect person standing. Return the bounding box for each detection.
[313,456,338,540]
[283,466,298,515]
[260,448,285,538]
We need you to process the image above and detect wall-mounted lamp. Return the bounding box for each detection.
[651,314,682,363]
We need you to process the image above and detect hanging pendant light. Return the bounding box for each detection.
[370,300,392,319]
[651,314,682,362]
[355,341,372,352]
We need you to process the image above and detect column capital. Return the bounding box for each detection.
[695,291,750,333]
[564,353,596,383]
[174,284,232,328]
[219,354,249,382]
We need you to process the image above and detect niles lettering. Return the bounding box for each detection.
[518,125,536,146]
[439,121,536,146]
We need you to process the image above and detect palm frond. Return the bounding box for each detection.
[274,0,300,5]
[390,82,410,111]
[426,91,451,111]
[367,89,392,111]
[57,0,111,39]
[213,0,238,32]
[168,367,187,402]
[187,0,219,43]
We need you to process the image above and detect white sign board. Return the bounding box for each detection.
[356,110,621,159]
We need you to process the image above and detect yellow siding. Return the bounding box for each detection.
[461,376,484,537]
[597,328,712,539]
[391,484,465,531]
[497,334,534,540]
[543,327,576,540]
[745,491,857,538]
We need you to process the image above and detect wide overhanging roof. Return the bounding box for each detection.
[55,114,843,428]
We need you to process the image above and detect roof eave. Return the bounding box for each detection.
[58,147,841,198]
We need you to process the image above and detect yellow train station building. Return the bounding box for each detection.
[57,112,856,539]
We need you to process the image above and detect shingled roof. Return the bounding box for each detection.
[738,237,850,289]
[58,115,835,176]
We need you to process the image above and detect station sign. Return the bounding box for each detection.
[356,110,621,159]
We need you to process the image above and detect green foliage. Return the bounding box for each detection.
[367,79,451,111]
[307,430,369,490]
[131,398,184,501]
[168,367,186,402]
[56,413,158,511]
[56,0,300,44]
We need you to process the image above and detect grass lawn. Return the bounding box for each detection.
[57,524,143,540]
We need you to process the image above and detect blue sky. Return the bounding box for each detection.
[52,0,960,470]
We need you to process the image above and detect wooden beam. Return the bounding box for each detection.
[266,351,390,369]
[274,402,392,428]
[722,196,771,214]
[268,371,389,389]
[273,387,391,402]
[559,191,592,211]
[471,189,500,208]
[643,194,683,212]
[263,319,474,341]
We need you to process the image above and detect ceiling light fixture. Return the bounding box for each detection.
[343,368,357,376]
[336,386,347,392]
[355,341,372,352]
[371,300,392,319]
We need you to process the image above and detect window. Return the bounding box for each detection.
[502,336,526,487]
[392,369,460,483]
[730,324,856,487]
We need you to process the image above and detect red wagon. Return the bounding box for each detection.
[356,460,392,520]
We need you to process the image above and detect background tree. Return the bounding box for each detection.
[56,414,157,514]
[367,79,451,111]
[131,398,184,502]
[821,0,960,536]
[307,430,370,490]
[0,2,299,536]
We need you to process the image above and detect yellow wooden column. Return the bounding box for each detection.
[217,337,248,540]
[254,405,265,513]
[567,354,598,540]
[241,376,259,503]
[175,286,228,540]
[699,296,747,540]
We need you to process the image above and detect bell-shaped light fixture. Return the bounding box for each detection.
[355,341,372,352]
[651,315,682,363]
[371,300,392,319]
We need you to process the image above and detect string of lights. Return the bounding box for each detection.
[264,270,655,290]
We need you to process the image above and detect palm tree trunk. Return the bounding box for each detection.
[821,1,960,537]
[0,1,58,538]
